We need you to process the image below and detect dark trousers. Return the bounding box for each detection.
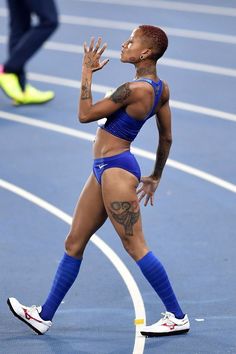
[4,0,59,88]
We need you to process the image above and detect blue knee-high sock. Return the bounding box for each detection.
[40,253,82,321]
[137,251,184,319]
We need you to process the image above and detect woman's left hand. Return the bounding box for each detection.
[83,37,109,72]
[137,176,160,206]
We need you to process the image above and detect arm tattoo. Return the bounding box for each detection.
[110,83,131,104]
[81,78,91,100]
[109,201,140,236]
[156,146,167,172]
[153,141,171,178]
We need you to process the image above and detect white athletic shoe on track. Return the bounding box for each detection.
[140,311,190,337]
[7,297,52,335]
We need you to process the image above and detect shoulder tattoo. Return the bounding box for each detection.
[110,83,131,104]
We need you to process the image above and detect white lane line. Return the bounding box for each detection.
[28,72,113,93]
[170,101,236,123]
[44,41,236,79]
[60,15,236,45]
[132,147,236,194]
[1,11,236,46]
[78,0,236,17]
[161,58,236,78]
[160,29,236,45]
[0,178,146,354]
[1,9,236,45]
[27,72,236,123]
[1,35,236,80]
[59,15,236,44]
[45,42,236,79]
[1,111,235,194]
[1,35,235,79]
[0,66,235,122]
[1,5,236,42]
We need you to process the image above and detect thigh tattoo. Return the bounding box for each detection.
[109,201,140,236]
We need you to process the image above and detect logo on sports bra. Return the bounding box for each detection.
[98,163,108,169]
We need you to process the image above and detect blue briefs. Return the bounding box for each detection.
[93,150,141,185]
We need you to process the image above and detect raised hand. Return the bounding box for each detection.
[137,176,160,206]
[83,37,109,72]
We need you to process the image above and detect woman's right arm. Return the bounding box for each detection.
[150,82,172,181]
[78,37,142,124]
[137,82,172,206]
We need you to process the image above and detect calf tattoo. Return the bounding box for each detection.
[109,201,140,236]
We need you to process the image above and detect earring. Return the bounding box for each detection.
[140,55,144,60]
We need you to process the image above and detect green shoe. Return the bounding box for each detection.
[0,72,24,101]
[13,84,55,105]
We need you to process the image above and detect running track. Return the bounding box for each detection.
[0,1,235,353]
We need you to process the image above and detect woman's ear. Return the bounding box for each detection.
[140,48,152,60]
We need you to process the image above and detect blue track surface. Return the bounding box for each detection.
[0,1,236,353]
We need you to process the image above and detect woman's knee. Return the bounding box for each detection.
[64,232,85,258]
[121,235,148,261]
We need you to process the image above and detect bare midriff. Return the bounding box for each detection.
[93,127,131,158]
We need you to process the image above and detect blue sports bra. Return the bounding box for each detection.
[101,78,163,142]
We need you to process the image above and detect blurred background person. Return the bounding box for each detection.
[0,0,59,105]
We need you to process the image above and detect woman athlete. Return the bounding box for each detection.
[7,25,190,337]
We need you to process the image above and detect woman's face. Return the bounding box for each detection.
[120,28,147,63]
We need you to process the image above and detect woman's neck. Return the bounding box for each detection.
[135,62,157,80]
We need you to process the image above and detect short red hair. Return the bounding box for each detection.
[139,25,168,61]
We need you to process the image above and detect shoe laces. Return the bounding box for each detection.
[27,305,39,314]
[160,312,175,324]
